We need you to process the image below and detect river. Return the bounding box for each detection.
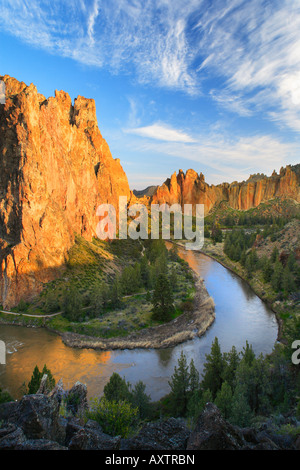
[0,246,278,401]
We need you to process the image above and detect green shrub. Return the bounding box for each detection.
[87,397,138,437]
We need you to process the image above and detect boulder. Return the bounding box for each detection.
[68,420,121,450]
[66,381,88,416]
[186,403,246,450]
[121,417,190,450]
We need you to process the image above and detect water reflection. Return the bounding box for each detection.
[0,246,278,401]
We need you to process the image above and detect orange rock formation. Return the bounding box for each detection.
[151,166,300,214]
[0,75,130,308]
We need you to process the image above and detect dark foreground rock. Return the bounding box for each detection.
[0,381,298,450]
[120,417,190,450]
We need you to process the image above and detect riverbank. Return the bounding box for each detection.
[61,273,215,350]
[0,272,215,350]
[195,241,286,343]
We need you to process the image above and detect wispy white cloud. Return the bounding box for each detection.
[124,122,197,143]
[1,1,300,131]
[124,131,299,184]
[194,0,300,130]
[87,0,100,45]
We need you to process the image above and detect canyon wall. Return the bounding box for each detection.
[0,75,130,308]
[151,166,300,214]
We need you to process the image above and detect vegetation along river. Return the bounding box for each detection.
[0,245,278,401]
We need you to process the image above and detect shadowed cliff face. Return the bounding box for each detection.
[151,166,300,214]
[0,75,130,309]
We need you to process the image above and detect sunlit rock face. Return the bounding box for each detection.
[0,75,130,308]
[151,165,300,214]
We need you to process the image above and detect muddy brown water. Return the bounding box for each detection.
[0,245,278,401]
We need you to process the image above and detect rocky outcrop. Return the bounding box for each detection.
[151,165,300,215]
[0,390,298,450]
[120,417,190,450]
[0,75,131,308]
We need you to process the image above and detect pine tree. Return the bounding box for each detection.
[215,381,233,419]
[189,359,200,394]
[271,260,283,292]
[151,273,174,322]
[282,266,296,294]
[271,246,279,263]
[27,364,55,394]
[103,373,131,403]
[168,351,190,416]
[201,337,224,399]
[61,285,83,321]
[28,365,42,394]
[230,383,252,427]
[222,345,240,390]
[262,258,273,283]
[131,381,151,420]
[41,364,56,391]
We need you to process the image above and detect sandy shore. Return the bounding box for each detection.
[61,273,215,350]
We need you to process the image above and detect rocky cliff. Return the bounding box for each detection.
[151,165,300,214]
[0,75,130,309]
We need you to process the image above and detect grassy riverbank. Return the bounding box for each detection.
[0,237,216,348]
[197,235,298,344]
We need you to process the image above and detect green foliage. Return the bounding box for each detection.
[87,397,138,437]
[131,381,152,420]
[201,337,224,399]
[211,222,223,244]
[0,388,13,404]
[151,273,175,322]
[27,364,55,394]
[61,285,84,321]
[214,381,233,419]
[168,352,192,416]
[230,382,253,427]
[103,372,132,403]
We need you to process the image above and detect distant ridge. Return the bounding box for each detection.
[150,165,300,214]
[133,185,158,198]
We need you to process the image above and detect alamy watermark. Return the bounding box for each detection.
[0,340,5,365]
[0,80,5,105]
[96,197,204,250]
[292,340,300,365]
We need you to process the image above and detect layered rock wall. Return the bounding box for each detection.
[151,166,300,214]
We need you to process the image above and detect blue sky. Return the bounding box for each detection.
[0,0,300,189]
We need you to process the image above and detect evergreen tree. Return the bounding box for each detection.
[201,337,224,399]
[271,246,279,263]
[187,389,213,421]
[282,266,296,294]
[28,365,42,394]
[214,381,233,419]
[169,267,179,292]
[61,285,83,321]
[151,273,174,322]
[230,383,253,427]
[262,258,273,283]
[103,373,131,403]
[222,345,240,390]
[41,364,56,391]
[168,351,190,416]
[28,364,55,394]
[189,359,200,394]
[131,381,151,420]
[241,341,256,366]
[110,276,122,308]
[271,260,283,292]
